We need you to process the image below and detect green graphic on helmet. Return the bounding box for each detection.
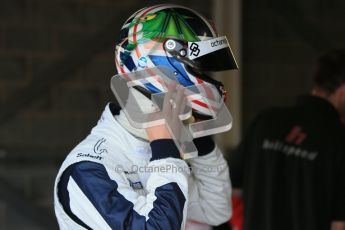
[126,10,200,47]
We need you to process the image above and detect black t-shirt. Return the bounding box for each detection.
[229,95,345,230]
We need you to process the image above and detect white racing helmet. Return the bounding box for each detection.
[115,4,238,119]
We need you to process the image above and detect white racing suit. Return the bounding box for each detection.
[54,103,231,229]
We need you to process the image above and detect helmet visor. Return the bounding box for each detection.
[187,36,238,72]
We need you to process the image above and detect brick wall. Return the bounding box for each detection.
[0,0,212,229]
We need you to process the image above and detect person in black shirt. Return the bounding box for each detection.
[229,49,345,230]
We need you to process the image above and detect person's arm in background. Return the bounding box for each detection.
[186,136,232,226]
